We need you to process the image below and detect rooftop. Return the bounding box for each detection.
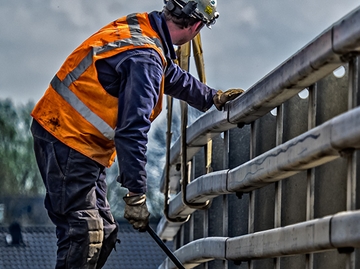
[0,222,171,269]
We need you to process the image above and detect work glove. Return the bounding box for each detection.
[213,88,245,111]
[123,194,150,232]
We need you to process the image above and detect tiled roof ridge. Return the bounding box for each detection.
[0,221,171,269]
[0,221,159,233]
[0,225,55,233]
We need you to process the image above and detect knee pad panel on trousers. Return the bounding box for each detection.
[67,210,104,269]
[96,212,120,269]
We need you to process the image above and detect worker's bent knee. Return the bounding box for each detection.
[67,210,104,269]
[96,223,120,269]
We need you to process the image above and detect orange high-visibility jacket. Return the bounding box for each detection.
[31,13,167,167]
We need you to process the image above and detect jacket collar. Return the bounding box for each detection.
[148,11,177,60]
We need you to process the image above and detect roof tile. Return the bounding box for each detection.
[0,223,172,269]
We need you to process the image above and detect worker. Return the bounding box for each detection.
[30,0,243,268]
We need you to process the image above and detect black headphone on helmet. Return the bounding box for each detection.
[166,0,197,16]
[165,0,206,23]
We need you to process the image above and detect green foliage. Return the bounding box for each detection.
[0,99,44,196]
[0,98,168,219]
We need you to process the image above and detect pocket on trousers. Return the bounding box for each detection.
[67,210,104,267]
[46,140,70,214]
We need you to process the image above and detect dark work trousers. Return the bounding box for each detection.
[31,120,119,269]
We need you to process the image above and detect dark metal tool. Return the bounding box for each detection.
[146,225,185,269]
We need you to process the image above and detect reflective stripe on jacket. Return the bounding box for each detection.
[31,13,167,167]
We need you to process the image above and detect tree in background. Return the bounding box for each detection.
[0,98,174,220]
[0,99,43,196]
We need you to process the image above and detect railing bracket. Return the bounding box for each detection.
[337,247,354,254]
[233,260,242,266]
[237,122,245,128]
[236,192,244,199]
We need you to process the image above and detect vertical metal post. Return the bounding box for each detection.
[205,141,213,173]
[274,104,284,269]
[180,223,184,248]
[203,209,209,269]
[306,84,317,269]
[203,135,212,269]
[346,58,359,269]
[189,214,194,242]
[178,40,190,250]
[189,160,195,243]
[223,131,229,269]
[223,131,230,170]
[345,151,356,269]
[347,59,359,211]
[248,122,257,269]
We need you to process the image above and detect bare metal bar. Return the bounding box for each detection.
[159,7,360,198]
[161,105,360,226]
[306,83,317,221]
[223,131,229,269]
[157,8,360,267]
[305,83,317,269]
[158,210,360,269]
[248,122,257,269]
[275,104,284,229]
[226,210,360,261]
[345,57,359,269]
[274,104,284,269]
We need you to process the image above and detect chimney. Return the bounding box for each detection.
[6,222,25,246]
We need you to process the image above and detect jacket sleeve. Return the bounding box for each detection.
[164,60,217,112]
[114,50,164,194]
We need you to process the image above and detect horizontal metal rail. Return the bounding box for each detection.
[159,6,360,194]
[158,210,360,269]
[157,105,360,238]
[228,7,360,125]
[157,5,360,268]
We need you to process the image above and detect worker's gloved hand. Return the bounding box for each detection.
[123,194,150,232]
[213,88,245,111]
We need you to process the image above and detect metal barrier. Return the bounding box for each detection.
[157,6,360,269]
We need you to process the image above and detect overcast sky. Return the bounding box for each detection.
[0,1,359,105]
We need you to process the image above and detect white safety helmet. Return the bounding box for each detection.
[164,0,219,27]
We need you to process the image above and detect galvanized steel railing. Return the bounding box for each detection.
[157,6,360,269]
